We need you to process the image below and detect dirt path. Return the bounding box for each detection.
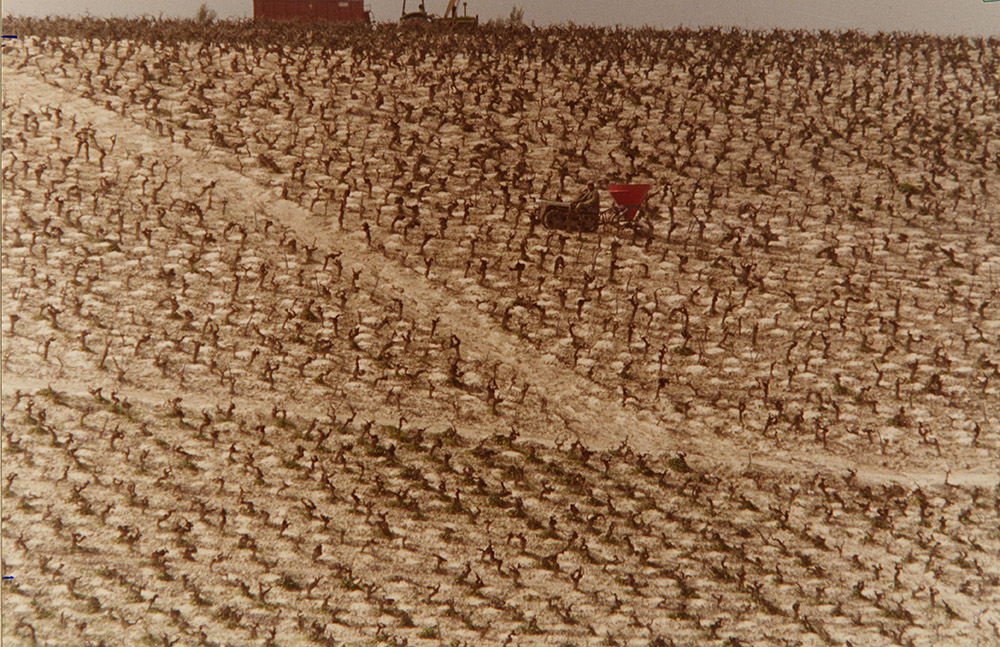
[4,69,994,490]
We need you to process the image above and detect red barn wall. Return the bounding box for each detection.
[253,0,367,22]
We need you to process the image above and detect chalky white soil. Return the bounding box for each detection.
[2,20,998,647]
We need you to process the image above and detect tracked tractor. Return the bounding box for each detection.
[538,184,653,235]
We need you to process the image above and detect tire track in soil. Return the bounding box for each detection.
[4,68,994,490]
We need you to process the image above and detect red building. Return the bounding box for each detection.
[253,0,369,23]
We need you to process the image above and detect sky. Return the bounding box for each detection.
[1,0,998,37]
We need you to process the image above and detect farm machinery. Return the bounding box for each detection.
[537,184,653,235]
[401,0,478,26]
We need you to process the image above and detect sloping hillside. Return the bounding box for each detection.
[2,18,998,647]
